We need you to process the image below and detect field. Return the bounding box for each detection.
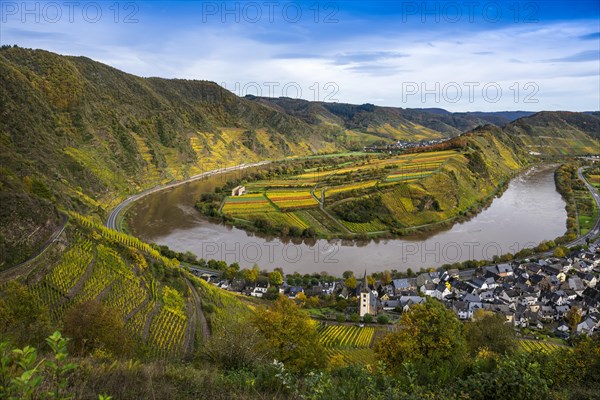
[518,339,564,354]
[573,190,598,235]
[221,194,277,215]
[588,174,600,188]
[266,189,320,210]
[318,323,383,366]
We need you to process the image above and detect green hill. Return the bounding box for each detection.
[506,111,600,155]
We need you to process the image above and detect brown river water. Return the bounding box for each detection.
[127,164,567,275]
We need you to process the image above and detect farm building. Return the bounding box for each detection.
[231,185,246,196]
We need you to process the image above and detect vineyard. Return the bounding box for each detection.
[324,180,378,198]
[22,214,201,358]
[518,340,564,354]
[318,324,379,365]
[266,190,320,210]
[340,219,387,233]
[221,194,276,215]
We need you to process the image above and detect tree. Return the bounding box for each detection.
[363,313,373,323]
[202,317,266,370]
[566,306,582,332]
[296,291,307,306]
[269,270,283,286]
[345,276,358,290]
[252,296,326,372]
[374,298,467,377]
[342,270,354,279]
[382,270,392,286]
[465,310,516,357]
[553,246,567,258]
[62,301,133,357]
[243,264,260,283]
[367,275,376,286]
[0,281,52,347]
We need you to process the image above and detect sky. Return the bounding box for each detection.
[1,0,599,111]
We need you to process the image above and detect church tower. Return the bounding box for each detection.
[359,270,375,317]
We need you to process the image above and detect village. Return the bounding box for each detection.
[363,138,450,153]
[198,240,600,338]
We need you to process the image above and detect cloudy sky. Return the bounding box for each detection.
[1,0,599,111]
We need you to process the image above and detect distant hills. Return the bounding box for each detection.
[0,46,599,268]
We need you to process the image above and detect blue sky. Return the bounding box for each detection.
[1,0,599,111]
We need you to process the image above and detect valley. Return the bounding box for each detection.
[1,46,599,400]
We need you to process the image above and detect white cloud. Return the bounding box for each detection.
[2,11,598,111]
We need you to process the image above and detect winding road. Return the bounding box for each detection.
[568,167,600,245]
[105,161,270,231]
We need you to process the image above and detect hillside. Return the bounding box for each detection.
[0,211,252,360]
[2,47,598,269]
[506,111,600,155]
[248,96,492,142]
[0,47,342,268]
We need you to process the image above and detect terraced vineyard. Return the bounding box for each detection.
[318,324,380,366]
[23,214,198,358]
[518,340,565,354]
[266,190,319,210]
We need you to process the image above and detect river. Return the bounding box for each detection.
[127,163,567,275]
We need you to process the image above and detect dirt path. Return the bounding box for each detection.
[182,298,197,359]
[125,294,149,322]
[66,259,95,299]
[186,280,211,344]
[142,302,161,342]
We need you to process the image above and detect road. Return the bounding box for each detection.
[0,212,69,281]
[105,161,270,230]
[538,166,600,258]
[568,167,600,245]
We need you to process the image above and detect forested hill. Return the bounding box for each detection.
[247,96,492,139]
[1,46,598,269]
[505,111,600,155]
[0,47,341,268]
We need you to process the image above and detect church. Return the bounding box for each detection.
[359,271,378,317]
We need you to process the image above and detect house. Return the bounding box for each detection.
[577,317,598,335]
[434,282,451,300]
[382,299,401,311]
[399,296,425,312]
[231,185,247,196]
[287,286,304,298]
[569,277,586,293]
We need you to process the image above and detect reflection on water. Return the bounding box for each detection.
[128,164,567,275]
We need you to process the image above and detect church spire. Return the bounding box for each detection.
[361,269,369,293]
